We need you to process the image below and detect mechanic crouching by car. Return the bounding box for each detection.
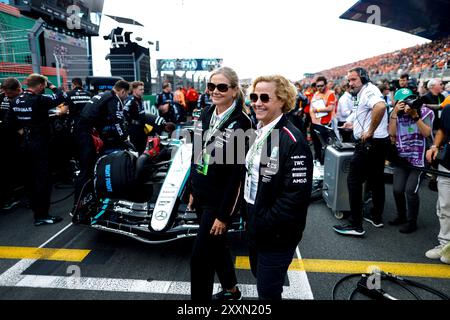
[73,80,130,216]
[6,74,68,226]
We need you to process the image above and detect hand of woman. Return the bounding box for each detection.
[405,105,418,118]
[394,102,405,114]
[210,219,227,236]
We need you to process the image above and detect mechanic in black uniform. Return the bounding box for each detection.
[189,67,253,301]
[155,83,175,123]
[0,78,22,210]
[73,80,130,213]
[6,74,68,226]
[144,113,176,136]
[66,78,91,126]
[124,81,146,154]
[56,78,92,178]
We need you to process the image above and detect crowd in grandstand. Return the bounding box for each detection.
[317,36,450,81]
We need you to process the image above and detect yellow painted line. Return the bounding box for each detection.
[0,246,91,262]
[235,257,450,279]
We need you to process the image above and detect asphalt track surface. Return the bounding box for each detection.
[0,175,449,303]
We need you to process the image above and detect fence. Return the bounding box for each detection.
[0,29,33,82]
[0,27,68,86]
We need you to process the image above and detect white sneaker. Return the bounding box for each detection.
[441,256,450,264]
[425,244,445,259]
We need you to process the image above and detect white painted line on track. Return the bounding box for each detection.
[0,223,313,300]
[0,223,74,287]
[39,223,73,248]
[1,272,309,299]
[290,246,314,299]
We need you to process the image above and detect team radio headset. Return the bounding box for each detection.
[196,104,236,176]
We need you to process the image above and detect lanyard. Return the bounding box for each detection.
[203,105,235,149]
[246,127,274,176]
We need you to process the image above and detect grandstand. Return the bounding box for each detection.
[317,36,450,82]
[311,0,450,83]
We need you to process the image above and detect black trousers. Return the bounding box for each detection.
[311,124,329,165]
[347,138,389,228]
[393,165,424,222]
[0,128,20,205]
[190,206,238,301]
[21,136,52,219]
[128,124,147,155]
[247,204,296,300]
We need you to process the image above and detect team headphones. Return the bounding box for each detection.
[353,67,371,85]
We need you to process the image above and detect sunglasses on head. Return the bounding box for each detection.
[207,82,232,93]
[249,93,271,103]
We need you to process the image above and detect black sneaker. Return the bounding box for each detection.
[212,287,242,301]
[333,224,365,237]
[399,221,417,234]
[364,215,384,228]
[34,215,63,226]
[388,217,407,226]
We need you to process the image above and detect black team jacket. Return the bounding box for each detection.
[190,103,253,223]
[247,115,313,252]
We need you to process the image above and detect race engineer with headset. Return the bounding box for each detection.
[6,74,68,226]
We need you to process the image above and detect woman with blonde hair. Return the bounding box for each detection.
[189,66,253,300]
[244,75,313,300]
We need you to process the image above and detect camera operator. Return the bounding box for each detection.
[425,100,450,264]
[388,88,434,233]
[333,67,389,237]
[7,74,68,226]
[73,80,130,214]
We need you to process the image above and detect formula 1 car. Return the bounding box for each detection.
[71,134,245,244]
[72,122,327,244]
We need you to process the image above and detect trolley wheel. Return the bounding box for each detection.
[334,211,344,220]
